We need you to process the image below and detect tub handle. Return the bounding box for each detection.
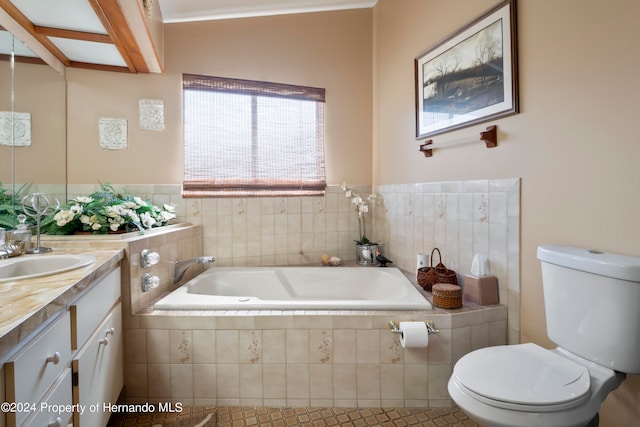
[142,273,160,292]
[141,249,161,268]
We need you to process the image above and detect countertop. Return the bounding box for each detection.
[0,247,125,359]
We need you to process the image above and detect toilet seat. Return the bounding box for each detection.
[452,343,591,411]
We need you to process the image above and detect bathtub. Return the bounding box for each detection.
[154,266,432,310]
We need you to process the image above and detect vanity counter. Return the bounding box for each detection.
[0,248,124,359]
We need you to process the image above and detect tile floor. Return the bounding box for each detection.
[106,406,480,426]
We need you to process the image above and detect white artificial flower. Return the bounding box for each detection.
[54,210,73,226]
[69,204,84,214]
[105,205,121,217]
[128,210,140,224]
[157,210,176,223]
[134,197,147,206]
[140,212,156,228]
[75,196,93,204]
[123,201,140,210]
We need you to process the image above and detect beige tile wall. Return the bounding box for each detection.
[374,179,520,344]
[40,223,204,316]
[60,179,519,407]
[67,183,368,267]
[124,306,507,408]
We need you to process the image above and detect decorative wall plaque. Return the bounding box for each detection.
[139,99,164,131]
[99,118,128,150]
[0,112,31,146]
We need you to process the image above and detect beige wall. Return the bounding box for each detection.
[66,9,373,186]
[0,61,66,185]
[373,0,640,424]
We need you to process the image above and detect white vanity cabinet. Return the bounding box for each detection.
[2,265,123,427]
[70,267,123,427]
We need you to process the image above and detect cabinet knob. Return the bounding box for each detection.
[99,336,110,346]
[106,327,116,336]
[45,351,61,365]
[48,417,63,427]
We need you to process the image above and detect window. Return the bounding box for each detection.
[182,74,326,197]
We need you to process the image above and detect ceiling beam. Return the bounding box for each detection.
[118,0,162,73]
[34,26,113,44]
[0,0,68,73]
[89,0,147,73]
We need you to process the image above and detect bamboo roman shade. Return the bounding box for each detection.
[182,74,327,197]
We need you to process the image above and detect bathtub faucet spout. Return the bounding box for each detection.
[174,256,216,283]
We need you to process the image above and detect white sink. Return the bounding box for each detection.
[0,254,96,282]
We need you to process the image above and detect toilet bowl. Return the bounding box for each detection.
[448,343,625,427]
[448,245,640,427]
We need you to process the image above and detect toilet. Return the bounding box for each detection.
[448,245,640,427]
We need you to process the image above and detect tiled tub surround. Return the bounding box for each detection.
[123,304,507,408]
[60,179,519,408]
[374,179,520,344]
[67,183,371,267]
[40,224,204,315]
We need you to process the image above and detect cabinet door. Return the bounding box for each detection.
[72,304,123,427]
[5,311,72,427]
[21,369,73,427]
[70,267,121,350]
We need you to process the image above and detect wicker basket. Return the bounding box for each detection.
[416,248,458,291]
[432,283,463,309]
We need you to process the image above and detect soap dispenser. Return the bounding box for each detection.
[12,214,32,251]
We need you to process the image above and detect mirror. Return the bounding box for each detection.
[0,30,66,227]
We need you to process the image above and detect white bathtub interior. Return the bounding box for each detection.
[154,266,433,310]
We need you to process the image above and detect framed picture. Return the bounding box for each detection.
[415,0,518,139]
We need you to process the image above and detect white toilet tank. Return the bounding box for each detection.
[538,245,640,374]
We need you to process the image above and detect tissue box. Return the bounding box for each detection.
[463,275,499,305]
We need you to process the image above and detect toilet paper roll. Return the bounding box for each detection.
[399,321,429,348]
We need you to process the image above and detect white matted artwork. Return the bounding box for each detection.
[99,118,128,150]
[0,111,31,146]
[139,99,164,131]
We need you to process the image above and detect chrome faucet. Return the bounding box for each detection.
[174,256,215,283]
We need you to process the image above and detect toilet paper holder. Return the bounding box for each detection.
[388,320,439,335]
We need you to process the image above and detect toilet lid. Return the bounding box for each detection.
[453,343,591,407]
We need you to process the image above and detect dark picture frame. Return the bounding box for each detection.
[415,0,518,139]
